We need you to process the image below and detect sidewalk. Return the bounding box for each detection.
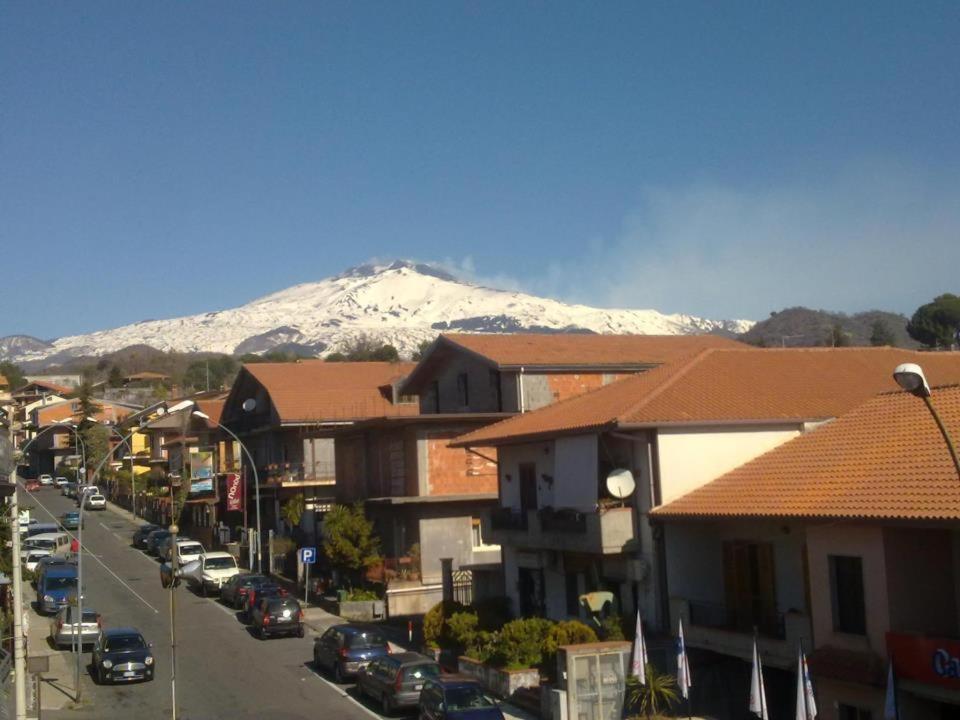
[21,576,80,713]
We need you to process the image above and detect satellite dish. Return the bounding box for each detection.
[605,468,636,501]
[242,399,257,413]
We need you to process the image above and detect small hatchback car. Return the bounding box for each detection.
[92,628,155,684]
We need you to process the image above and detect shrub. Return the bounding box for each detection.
[473,595,512,630]
[487,617,554,669]
[447,611,479,650]
[543,620,598,678]
[599,614,625,641]
[626,666,678,717]
[423,600,468,649]
[345,588,380,601]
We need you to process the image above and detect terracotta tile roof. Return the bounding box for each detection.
[194,393,228,427]
[653,384,960,520]
[240,361,418,423]
[440,333,745,368]
[15,380,73,396]
[35,399,136,427]
[453,348,960,446]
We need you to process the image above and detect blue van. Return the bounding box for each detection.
[37,565,78,615]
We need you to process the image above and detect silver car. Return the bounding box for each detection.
[49,606,101,649]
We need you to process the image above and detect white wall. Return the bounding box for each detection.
[657,425,802,505]
[497,441,556,510]
[552,434,598,509]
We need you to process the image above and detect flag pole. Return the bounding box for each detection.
[799,640,807,720]
[756,628,767,720]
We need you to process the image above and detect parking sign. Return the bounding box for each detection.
[299,547,317,565]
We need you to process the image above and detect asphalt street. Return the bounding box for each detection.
[21,487,398,720]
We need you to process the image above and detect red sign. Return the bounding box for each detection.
[226,473,243,512]
[888,632,960,690]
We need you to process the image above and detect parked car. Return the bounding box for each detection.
[184,551,240,596]
[84,494,106,510]
[418,677,505,720]
[219,573,269,610]
[59,512,83,531]
[23,550,52,573]
[23,480,41,492]
[54,477,69,488]
[22,532,71,558]
[36,565,79,615]
[250,596,304,640]
[169,539,205,566]
[26,523,61,539]
[91,628,155,685]
[63,482,78,498]
[49,606,101,650]
[358,652,440,715]
[33,556,76,588]
[132,524,160,549]
[144,530,172,556]
[242,582,287,621]
[39,474,53,486]
[313,625,391,683]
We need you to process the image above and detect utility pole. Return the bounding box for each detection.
[9,420,27,719]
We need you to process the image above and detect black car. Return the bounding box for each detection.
[144,530,171,556]
[242,582,286,622]
[92,627,156,685]
[250,596,304,639]
[358,652,440,714]
[220,573,269,609]
[132,524,160,549]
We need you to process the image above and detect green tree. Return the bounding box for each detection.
[181,356,238,392]
[825,323,851,347]
[411,340,432,361]
[107,365,125,388]
[869,319,896,347]
[281,494,306,529]
[0,361,25,390]
[907,294,960,348]
[80,423,111,483]
[322,503,382,586]
[326,335,400,362]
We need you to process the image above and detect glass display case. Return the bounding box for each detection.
[557,641,630,720]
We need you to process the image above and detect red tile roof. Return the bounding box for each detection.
[453,348,960,446]
[653,384,960,520]
[240,361,418,423]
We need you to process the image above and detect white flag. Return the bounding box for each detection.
[750,639,768,720]
[796,649,817,720]
[884,661,897,720]
[631,610,648,684]
[676,619,691,699]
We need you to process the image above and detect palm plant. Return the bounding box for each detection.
[626,665,679,718]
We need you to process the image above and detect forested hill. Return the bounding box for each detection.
[739,307,918,348]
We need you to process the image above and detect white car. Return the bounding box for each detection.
[39,475,53,486]
[168,539,205,566]
[184,552,239,597]
[54,477,69,488]
[24,550,52,572]
[85,494,107,510]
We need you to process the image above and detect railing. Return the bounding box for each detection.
[688,600,785,640]
[538,507,587,534]
[262,462,336,486]
[490,507,528,531]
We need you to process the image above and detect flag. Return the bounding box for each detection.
[750,638,768,720]
[631,610,648,684]
[884,661,898,720]
[795,648,817,720]
[676,619,691,699]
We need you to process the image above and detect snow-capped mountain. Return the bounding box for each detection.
[1,260,753,364]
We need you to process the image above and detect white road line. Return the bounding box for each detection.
[19,487,160,614]
[98,521,110,530]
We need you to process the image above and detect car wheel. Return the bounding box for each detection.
[383,694,395,716]
[334,663,345,684]
[297,624,305,639]
[201,584,208,598]
[260,625,269,640]
[313,648,320,668]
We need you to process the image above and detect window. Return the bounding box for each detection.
[430,381,440,413]
[830,555,866,635]
[838,704,872,720]
[565,573,580,616]
[457,373,469,407]
[471,518,483,548]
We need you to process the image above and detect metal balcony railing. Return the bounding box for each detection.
[688,600,785,640]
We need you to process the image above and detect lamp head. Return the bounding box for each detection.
[192,410,210,420]
[166,400,196,414]
[893,363,931,398]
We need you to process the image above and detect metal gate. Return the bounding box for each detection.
[452,569,473,605]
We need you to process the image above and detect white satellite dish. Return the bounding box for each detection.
[242,398,257,413]
[605,468,636,502]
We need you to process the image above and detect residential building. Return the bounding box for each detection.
[454,347,960,631]
[653,383,960,720]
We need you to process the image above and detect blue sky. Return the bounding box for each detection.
[2,2,959,339]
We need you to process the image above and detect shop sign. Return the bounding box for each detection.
[888,632,960,690]
[226,473,243,512]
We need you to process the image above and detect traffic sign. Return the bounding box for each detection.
[299,547,317,565]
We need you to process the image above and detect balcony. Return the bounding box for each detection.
[485,505,636,555]
[672,597,812,669]
[261,462,336,488]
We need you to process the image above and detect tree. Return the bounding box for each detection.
[869,319,896,347]
[326,335,400,362]
[74,381,102,424]
[107,365,125,388]
[825,323,851,347]
[322,503,382,585]
[0,361,25,391]
[411,340,432,361]
[907,294,960,348]
[281,494,306,529]
[181,356,238,392]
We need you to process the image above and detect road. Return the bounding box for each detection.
[21,487,397,720]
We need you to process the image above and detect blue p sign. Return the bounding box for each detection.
[299,547,317,565]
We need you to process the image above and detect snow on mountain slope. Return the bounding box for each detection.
[2,260,754,363]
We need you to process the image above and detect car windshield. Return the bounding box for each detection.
[28,539,55,550]
[67,608,98,623]
[104,634,146,652]
[46,576,77,590]
[403,664,440,681]
[179,545,203,555]
[269,599,298,613]
[63,513,78,520]
[241,575,268,587]
[27,553,48,562]
[204,557,236,570]
[445,687,495,711]
[89,495,104,501]
[349,631,387,649]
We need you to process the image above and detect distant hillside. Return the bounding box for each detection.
[740,307,918,348]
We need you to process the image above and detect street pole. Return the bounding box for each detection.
[169,477,178,720]
[75,488,92,702]
[9,437,27,719]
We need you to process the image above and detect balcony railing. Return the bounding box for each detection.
[491,507,528,531]
[261,462,336,487]
[538,507,587,534]
[688,600,785,640]
[486,505,636,555]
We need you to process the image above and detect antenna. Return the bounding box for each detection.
[605,468,636,506]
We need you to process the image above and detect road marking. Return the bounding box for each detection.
[98,521,110,530]
[18,488,160,615]
[307,669,384,720]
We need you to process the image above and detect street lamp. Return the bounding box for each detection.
[893,362,960,479]
[191,410,262,573]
